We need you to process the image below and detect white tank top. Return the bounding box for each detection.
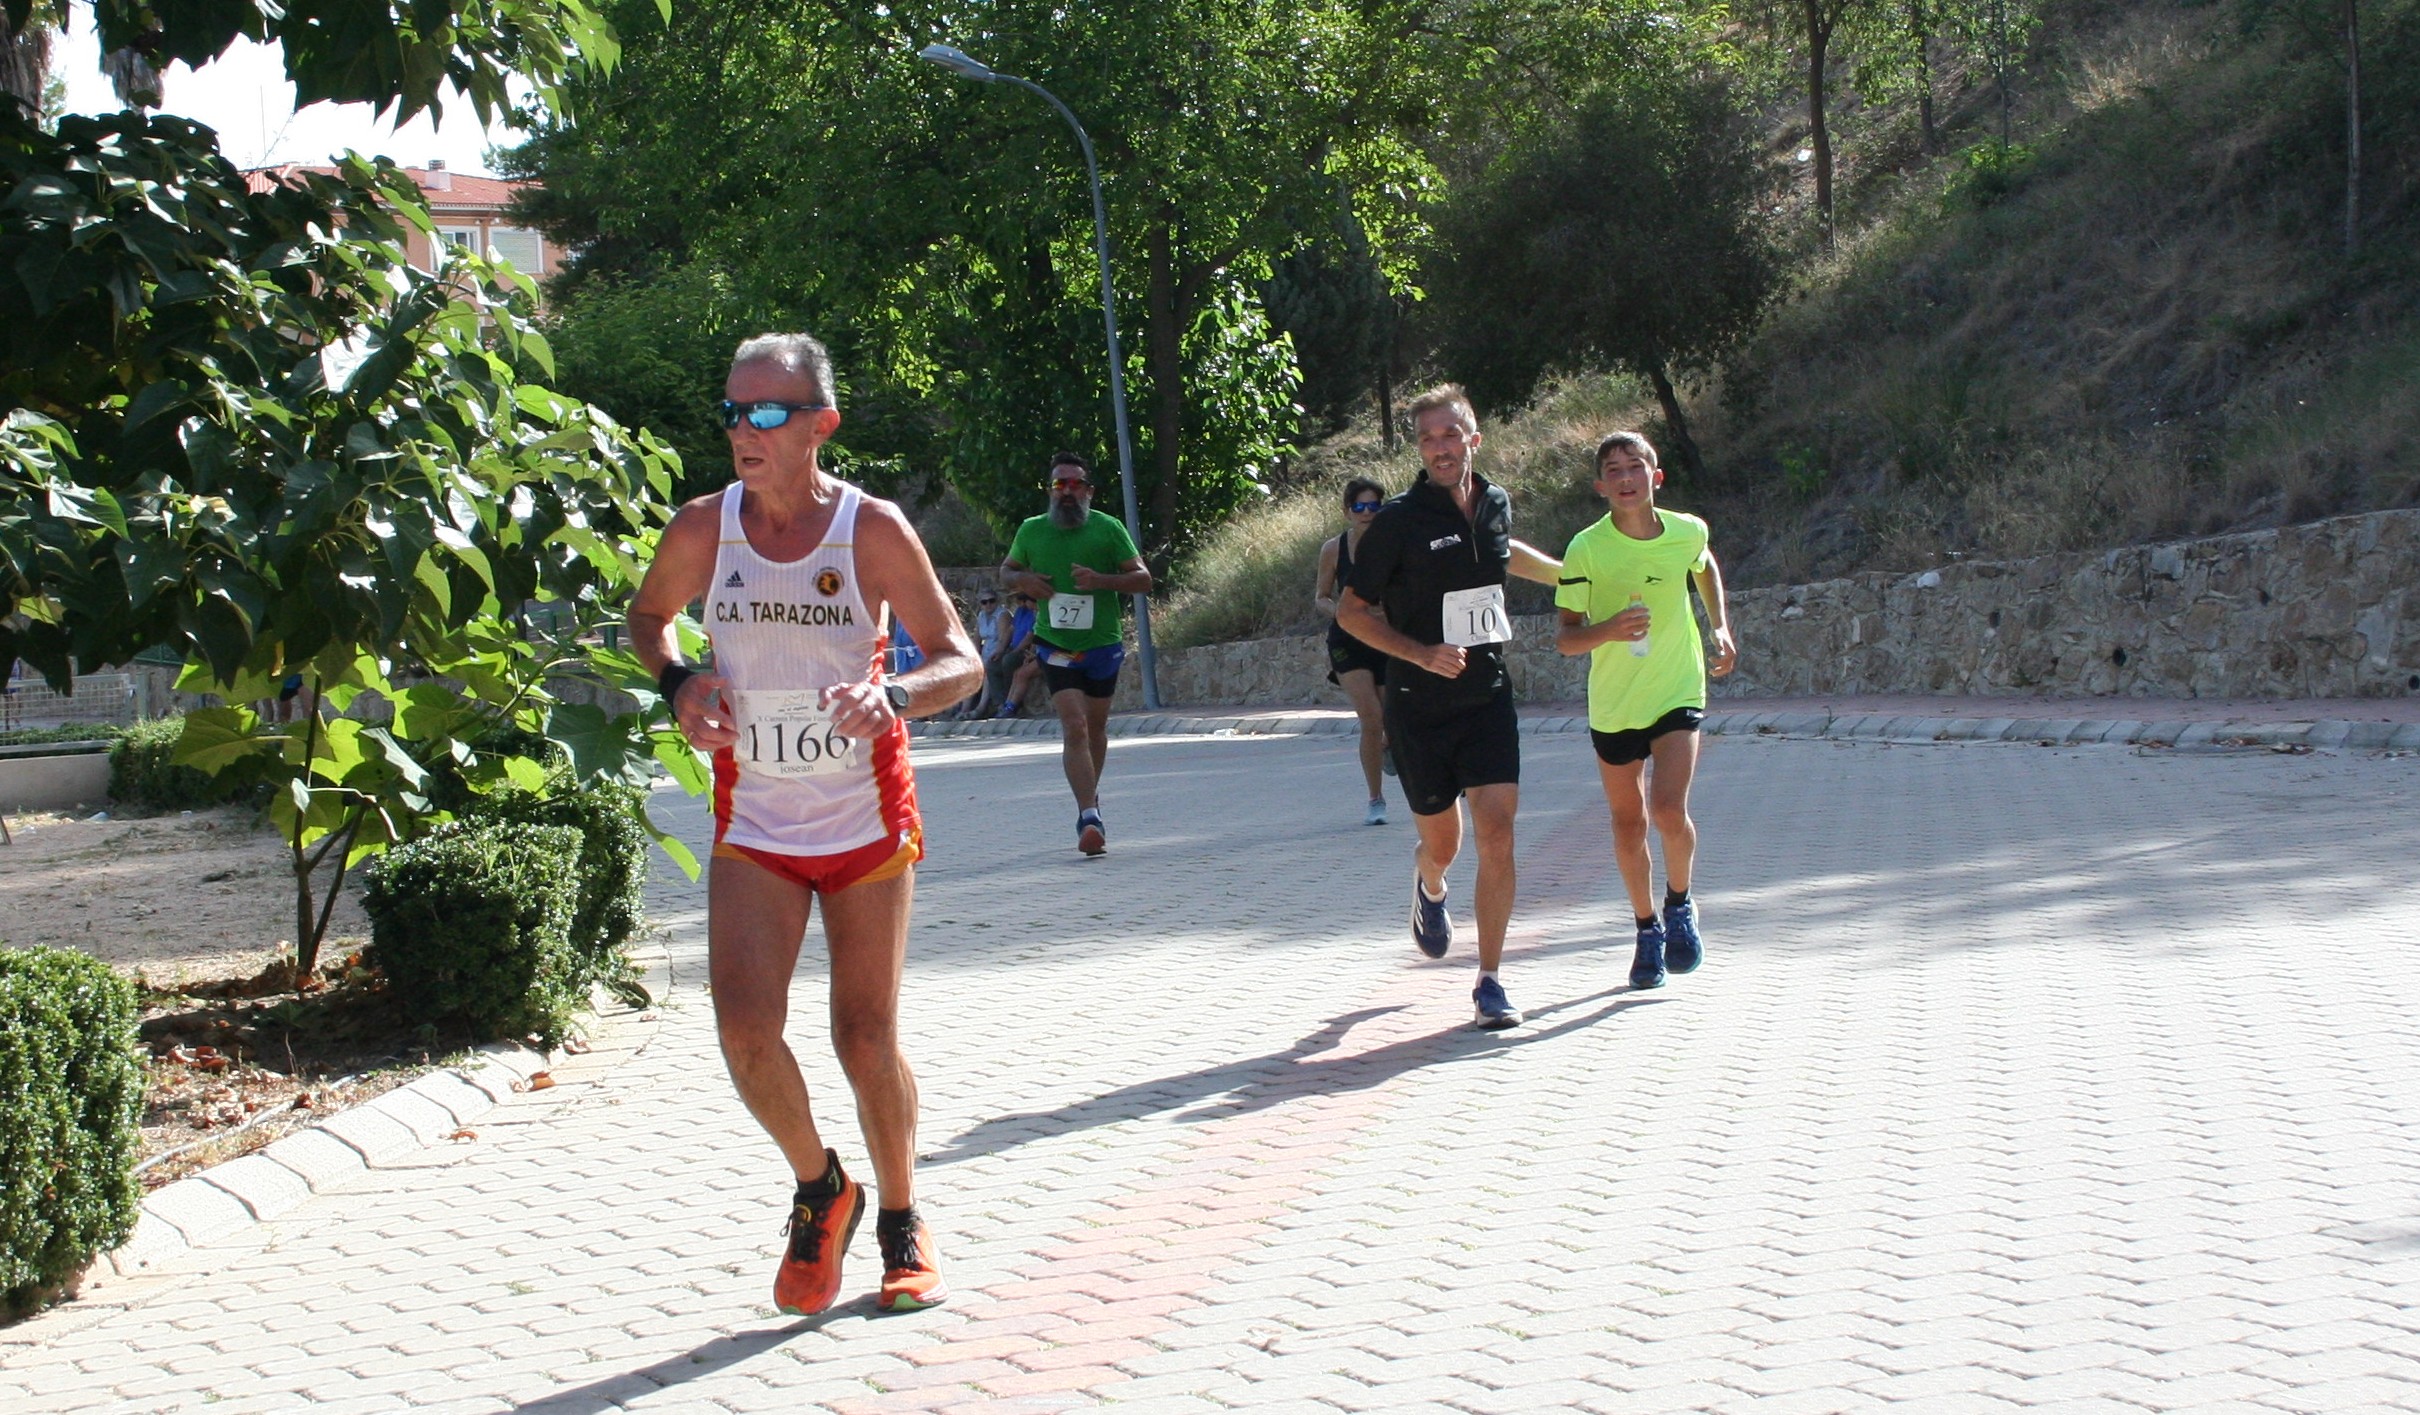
[704,479,918,856]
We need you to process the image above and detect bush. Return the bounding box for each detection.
[1942,140,2038,212]
[362,822,585,1044]
[0,946,144,1316]
[462,785,650,991]
[106,716,250,812]
[0,724,123,748]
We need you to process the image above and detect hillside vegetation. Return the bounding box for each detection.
[1161,0,2419,647]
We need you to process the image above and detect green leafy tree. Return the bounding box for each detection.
[1,0,699,978]
[1428,75,1783,477]
[507,1,1694,561]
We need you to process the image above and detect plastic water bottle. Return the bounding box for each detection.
[1629,594,1651,657]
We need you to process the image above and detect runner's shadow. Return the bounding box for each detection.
[925,988,1651,1166]
[501,1313,852,1414]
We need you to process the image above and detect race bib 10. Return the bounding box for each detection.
[732,690,860,779]
[1047,593,1097,632]
[1442,584,1511,647]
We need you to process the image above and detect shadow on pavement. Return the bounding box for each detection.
[927,986,1656,1166]
[503,1314,847,1415]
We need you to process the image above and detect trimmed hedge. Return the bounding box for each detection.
[106,716,249,812]
[0,946,144,1316]
[463,785,649,991]
[363,822,585,1044]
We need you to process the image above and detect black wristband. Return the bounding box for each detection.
[656,661,698,705]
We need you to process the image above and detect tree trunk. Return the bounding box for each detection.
[1642,357,1704,479]
[1,15,50,116]
[1376,297,1399,452]
[1144,219,1185,556]
[2345,0,2362,255]
[1912,3,1936,153]
[1805,0,1836,249]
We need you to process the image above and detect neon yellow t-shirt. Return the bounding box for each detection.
[1555,509,1714,733]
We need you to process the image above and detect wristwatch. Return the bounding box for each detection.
[883,681,913,715]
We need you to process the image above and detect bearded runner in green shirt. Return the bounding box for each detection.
[1554,430,1737,994]
[1001,451,1153,856]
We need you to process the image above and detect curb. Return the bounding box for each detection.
[914,711,2420,751]
[90,1040,553,1289]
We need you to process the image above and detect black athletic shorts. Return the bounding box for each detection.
[1385,685,1520,817]
[1325,629,1388,686]
[1038,640,1125,700]
[1589,706,1705,766]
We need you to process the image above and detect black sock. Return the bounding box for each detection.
[1636,915,1657,932]
[1665,888,1690,910]
[876,1205,918,1236]
[794,1149,846,1201]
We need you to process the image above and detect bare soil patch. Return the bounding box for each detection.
[1,805,497,1187]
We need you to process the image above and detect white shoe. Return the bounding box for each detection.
[1365,799,1387,827]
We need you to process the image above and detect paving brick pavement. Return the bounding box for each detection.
[5,725,2419,1413]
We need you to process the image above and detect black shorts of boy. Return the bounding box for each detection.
[1038,640,1126,700]
[1325,628,1389,686]
[1589,706,1706,766]
[1384,684,1520,817]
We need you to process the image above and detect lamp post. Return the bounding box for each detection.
[919,42,1162,710]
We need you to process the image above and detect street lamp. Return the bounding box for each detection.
[919,42,1162,710]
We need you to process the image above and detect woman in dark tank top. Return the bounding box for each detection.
[1312,476,1394,826]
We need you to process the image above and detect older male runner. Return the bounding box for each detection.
[1000,452,1153,856]
[1337,384,1563,1029]
[629,333,981,1316]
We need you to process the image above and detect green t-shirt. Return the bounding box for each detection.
[1555,509,1714,733]
[1006,509,1142,653]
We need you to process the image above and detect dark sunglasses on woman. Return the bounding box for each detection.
[719,400,826,431]
[1347,499,1382,513]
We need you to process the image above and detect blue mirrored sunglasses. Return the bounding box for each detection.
[719,400,826,431]
[1347,500,1382,513]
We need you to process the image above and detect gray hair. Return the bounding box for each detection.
[731,333,835,407]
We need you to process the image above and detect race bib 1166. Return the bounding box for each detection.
[732,690,859,779]
[1442,584,1511,647]
[1047,594,1097,632]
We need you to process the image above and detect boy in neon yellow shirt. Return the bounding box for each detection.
[1553,432,1737,990]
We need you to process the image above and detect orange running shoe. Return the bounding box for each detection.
[875,1209,950,1312]
[774,1151,863,1316]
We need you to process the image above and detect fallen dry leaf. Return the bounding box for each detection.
[527,1072,556,1091]
[445,1128,477,1142]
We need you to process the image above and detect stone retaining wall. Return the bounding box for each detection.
[1125,508,2420,707]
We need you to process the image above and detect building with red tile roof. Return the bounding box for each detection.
[242,161,560,285]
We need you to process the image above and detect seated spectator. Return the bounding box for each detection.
[991,592,1040,719]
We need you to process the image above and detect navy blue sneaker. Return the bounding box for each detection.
[1472,976,1522,1030]
[1629,919,1668,990]
[1077,809,1106,856]
[1410,876,1451,958]
[1663,898,1703,974]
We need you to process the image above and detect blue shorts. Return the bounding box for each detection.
[1037,640,1125,699]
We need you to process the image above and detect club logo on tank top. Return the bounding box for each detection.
[815,568,844,597]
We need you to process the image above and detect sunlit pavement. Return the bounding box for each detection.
[8,726,2420,1413]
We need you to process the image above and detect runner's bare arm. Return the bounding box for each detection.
[1554,606,1646,656]
[830,498,983,737]
[628,497,738,750]
[1069,557,1152,593]
[1337,587,1466,678]
[1508,539,1563,586]
[1693,550,1737,677]
[998,557,1056,601]
[1312,536,1341,619]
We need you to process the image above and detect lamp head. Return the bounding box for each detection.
[919,44,997,81]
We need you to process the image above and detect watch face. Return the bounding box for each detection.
[886,683,912,711]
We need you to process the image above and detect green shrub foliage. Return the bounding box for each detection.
[363,822,585,1044]
[0,946,144,1316]
[107,717,250,812]
[464,785,649,990]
